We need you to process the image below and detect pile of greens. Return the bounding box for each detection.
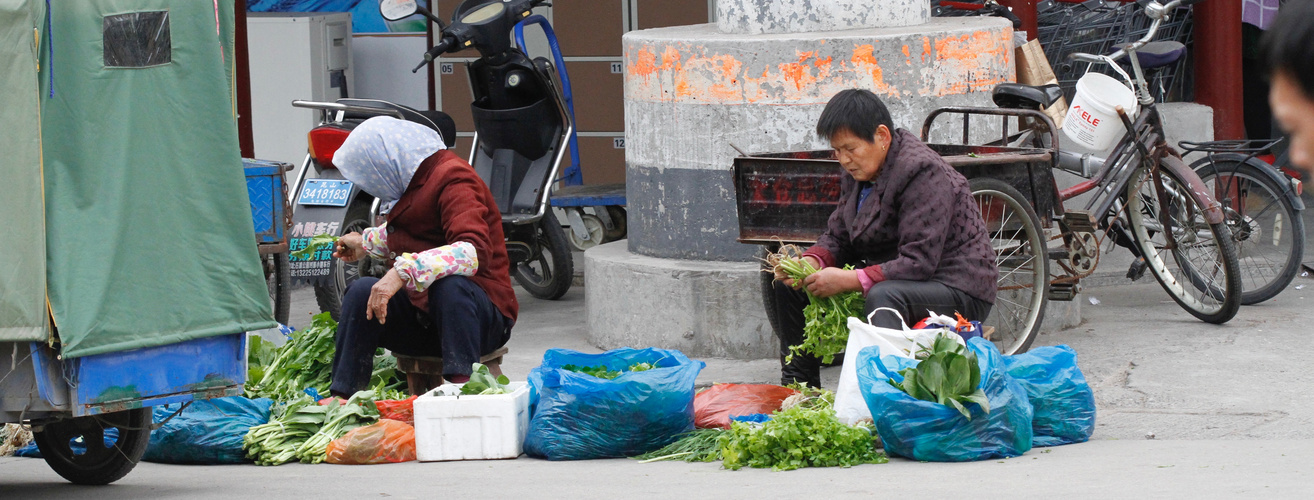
[246,312,403,400]
[243,390,380,465]
[290,233,339,261]
[459,363,513,395]
[888,333,991,420]
[561,362,657,380]
[718,387,886,471]
[768,247,864,364]
[633,386,886,471]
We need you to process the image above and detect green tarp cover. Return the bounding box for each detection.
[0,0,48,342]
[40,0,274,358]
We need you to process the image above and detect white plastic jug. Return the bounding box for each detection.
[1062,72,1139,151]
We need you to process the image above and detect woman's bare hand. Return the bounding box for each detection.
[802,266,860,298]
[333,232,366,262]
[366,269,405,324]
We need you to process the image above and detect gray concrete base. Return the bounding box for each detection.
[585,241,776,359]
[587,239,1083,360]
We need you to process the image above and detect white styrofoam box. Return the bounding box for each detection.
[413,382,530,461]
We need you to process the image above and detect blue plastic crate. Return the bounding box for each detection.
[244,159,290,245]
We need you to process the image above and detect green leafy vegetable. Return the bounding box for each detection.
[561,362,659,380]
[460,363,513,395]
[290,233,339,261]
[887,332,991,420]
[243,390,381,465]
[627,362,656,372]
[245,312,403,400]
[718,388,886,471]
[562,364,622,379]
[767,248,864,364]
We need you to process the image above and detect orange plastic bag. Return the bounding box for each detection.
[693,384,798,429]
[325,420,417,465]
[375,396,419,426]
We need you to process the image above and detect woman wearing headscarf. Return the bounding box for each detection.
[327,116,517,396]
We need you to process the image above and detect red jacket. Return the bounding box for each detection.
[384,150,519,322]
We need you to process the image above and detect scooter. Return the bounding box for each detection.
[286,0,575,318]
[380,0,576,300]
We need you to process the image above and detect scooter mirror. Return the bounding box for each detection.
[380,0,418,21]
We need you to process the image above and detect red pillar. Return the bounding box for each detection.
[235,0,255,158]
[1192,0,1244,140]
[999,0,1039,41]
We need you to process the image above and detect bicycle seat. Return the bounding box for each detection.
[1111,41,1185,69]
[992,83,1065,110]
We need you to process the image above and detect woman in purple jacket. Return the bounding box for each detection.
[772,89,999,387]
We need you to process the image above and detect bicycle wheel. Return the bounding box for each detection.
[1124,158,1242,323]
[1192,158,1304,304]
[969,178,1049,355]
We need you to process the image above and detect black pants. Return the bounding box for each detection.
[771,279,992,388]
[329,275,511,396]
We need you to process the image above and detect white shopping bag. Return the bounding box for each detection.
[833,308,962,424]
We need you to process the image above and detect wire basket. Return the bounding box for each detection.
[1038,0,1194,102]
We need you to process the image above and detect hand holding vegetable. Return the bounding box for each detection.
[333,231,366,262]
[802,266,861,298]
[367,269,405,324]
[774,255,820,287]
[291,233,340,261]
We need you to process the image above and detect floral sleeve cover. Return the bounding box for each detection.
[361,225,391,260]
[394,241,479,292]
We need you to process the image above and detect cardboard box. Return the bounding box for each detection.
[1015,39,1068,127]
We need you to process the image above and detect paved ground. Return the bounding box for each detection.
[3,201,1313,495]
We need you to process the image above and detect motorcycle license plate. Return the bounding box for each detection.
[298,179,353,207]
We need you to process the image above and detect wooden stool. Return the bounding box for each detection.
[394,347,509,396]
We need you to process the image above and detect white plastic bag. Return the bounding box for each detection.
[833,308,961,424]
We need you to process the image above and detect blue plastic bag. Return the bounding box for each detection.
[142,396,273,464]
[1003,345,1096,447]
[857,337,1033,462]
[524,347,705,460]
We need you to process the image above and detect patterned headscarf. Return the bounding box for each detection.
[332,116,446,202]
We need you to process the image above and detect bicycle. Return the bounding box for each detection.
[1179,138,1305,304]
[953,0,1242,351]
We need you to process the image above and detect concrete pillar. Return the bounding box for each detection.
[717,0,929,34]
[588,1,1025,359]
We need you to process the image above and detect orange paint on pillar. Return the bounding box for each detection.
[850,44,892,93]
[660,45,683,71]
[629,46,659,78]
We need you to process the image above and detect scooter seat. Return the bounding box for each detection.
[1112,41,1186,70]
[992,83,1065,110]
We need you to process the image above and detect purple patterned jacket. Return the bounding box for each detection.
[804,129,998,304]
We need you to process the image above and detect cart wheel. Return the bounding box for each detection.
[34,408,152,485]
[264,252,291,325]
[757,244,781,340]
[970,177,1049,355]
[603,206,627,241]
[566,214,606,251]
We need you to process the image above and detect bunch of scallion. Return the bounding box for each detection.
[633,428,725,463]
[766,245,865,364]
